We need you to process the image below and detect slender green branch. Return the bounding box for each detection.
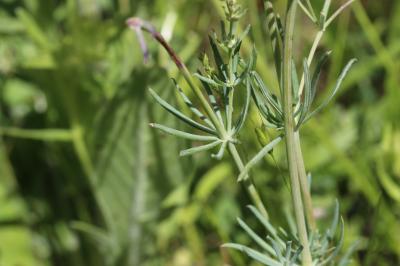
[325,0,355,28]
[282,1,312,265]
[126,18,226,136]
[294,131,316,230]
[298,0,354,97]
[297,30,324,97]
[228,143,269,219]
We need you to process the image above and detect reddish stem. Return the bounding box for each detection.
[126,17,183,68]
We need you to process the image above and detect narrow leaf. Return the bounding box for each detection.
[233,24,251,52]
[264,1,284,81]
[296,59,313,129]
[222,243,281,266]
[194,73,223,87]
[211,140,227,160]
[238,136,282,181]
[305,58,357,121]
[150,123,218,141]
[291,59,299,103]
[298,0,317,22]
[337,240,361,266]
[252,72,283,119]
[203,82,225,126]
[325,0,356,28]
[284,241,292,264]
[290,246,303,264]
[179,140,222,157]
[268,236,283,261]
[234,78,251,133]
[209,35,226,77]
[149,88,215,134]
[311,51,332,102]
[247,206,281,243]
[173,79,215,129]
[319,218,345,266]
[237,218,276,256]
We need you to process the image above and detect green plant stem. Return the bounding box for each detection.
[127,18,226,136]
[128,18,269,218]
[283,1,312,265]
[298,30,323,96]
[228,143,269,219]
[294,131,316,230]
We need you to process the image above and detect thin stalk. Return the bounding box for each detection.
[297,0,355,98]
[325,0,355,28]
[297,0,330,97]
[228,143,269,219]
[294,131,316,230]
[298,30,324,96]
[282,1,312,265]
[126,18,225,136]
[303,0,317,21]
[294,1,355,229]
[128,18,269,218]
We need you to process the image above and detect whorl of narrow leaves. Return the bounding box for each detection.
[224,203,350,266]
[127,1,257,160]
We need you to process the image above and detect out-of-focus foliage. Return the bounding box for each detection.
[0,0,399,265]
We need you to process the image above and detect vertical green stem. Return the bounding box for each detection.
[228,143,269,219]
[283,1,312,265]
[294,131,316,230]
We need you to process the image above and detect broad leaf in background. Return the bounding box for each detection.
[88,68,192,264]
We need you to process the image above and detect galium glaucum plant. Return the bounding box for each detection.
[127,0,357,265]
[127,0,271,220]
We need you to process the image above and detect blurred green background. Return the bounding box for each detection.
[0,0,399,265]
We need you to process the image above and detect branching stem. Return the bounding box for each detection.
[128,17,269,218]
[294,131,316,230]
[228,143,269,219]
[282,1,312,265]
